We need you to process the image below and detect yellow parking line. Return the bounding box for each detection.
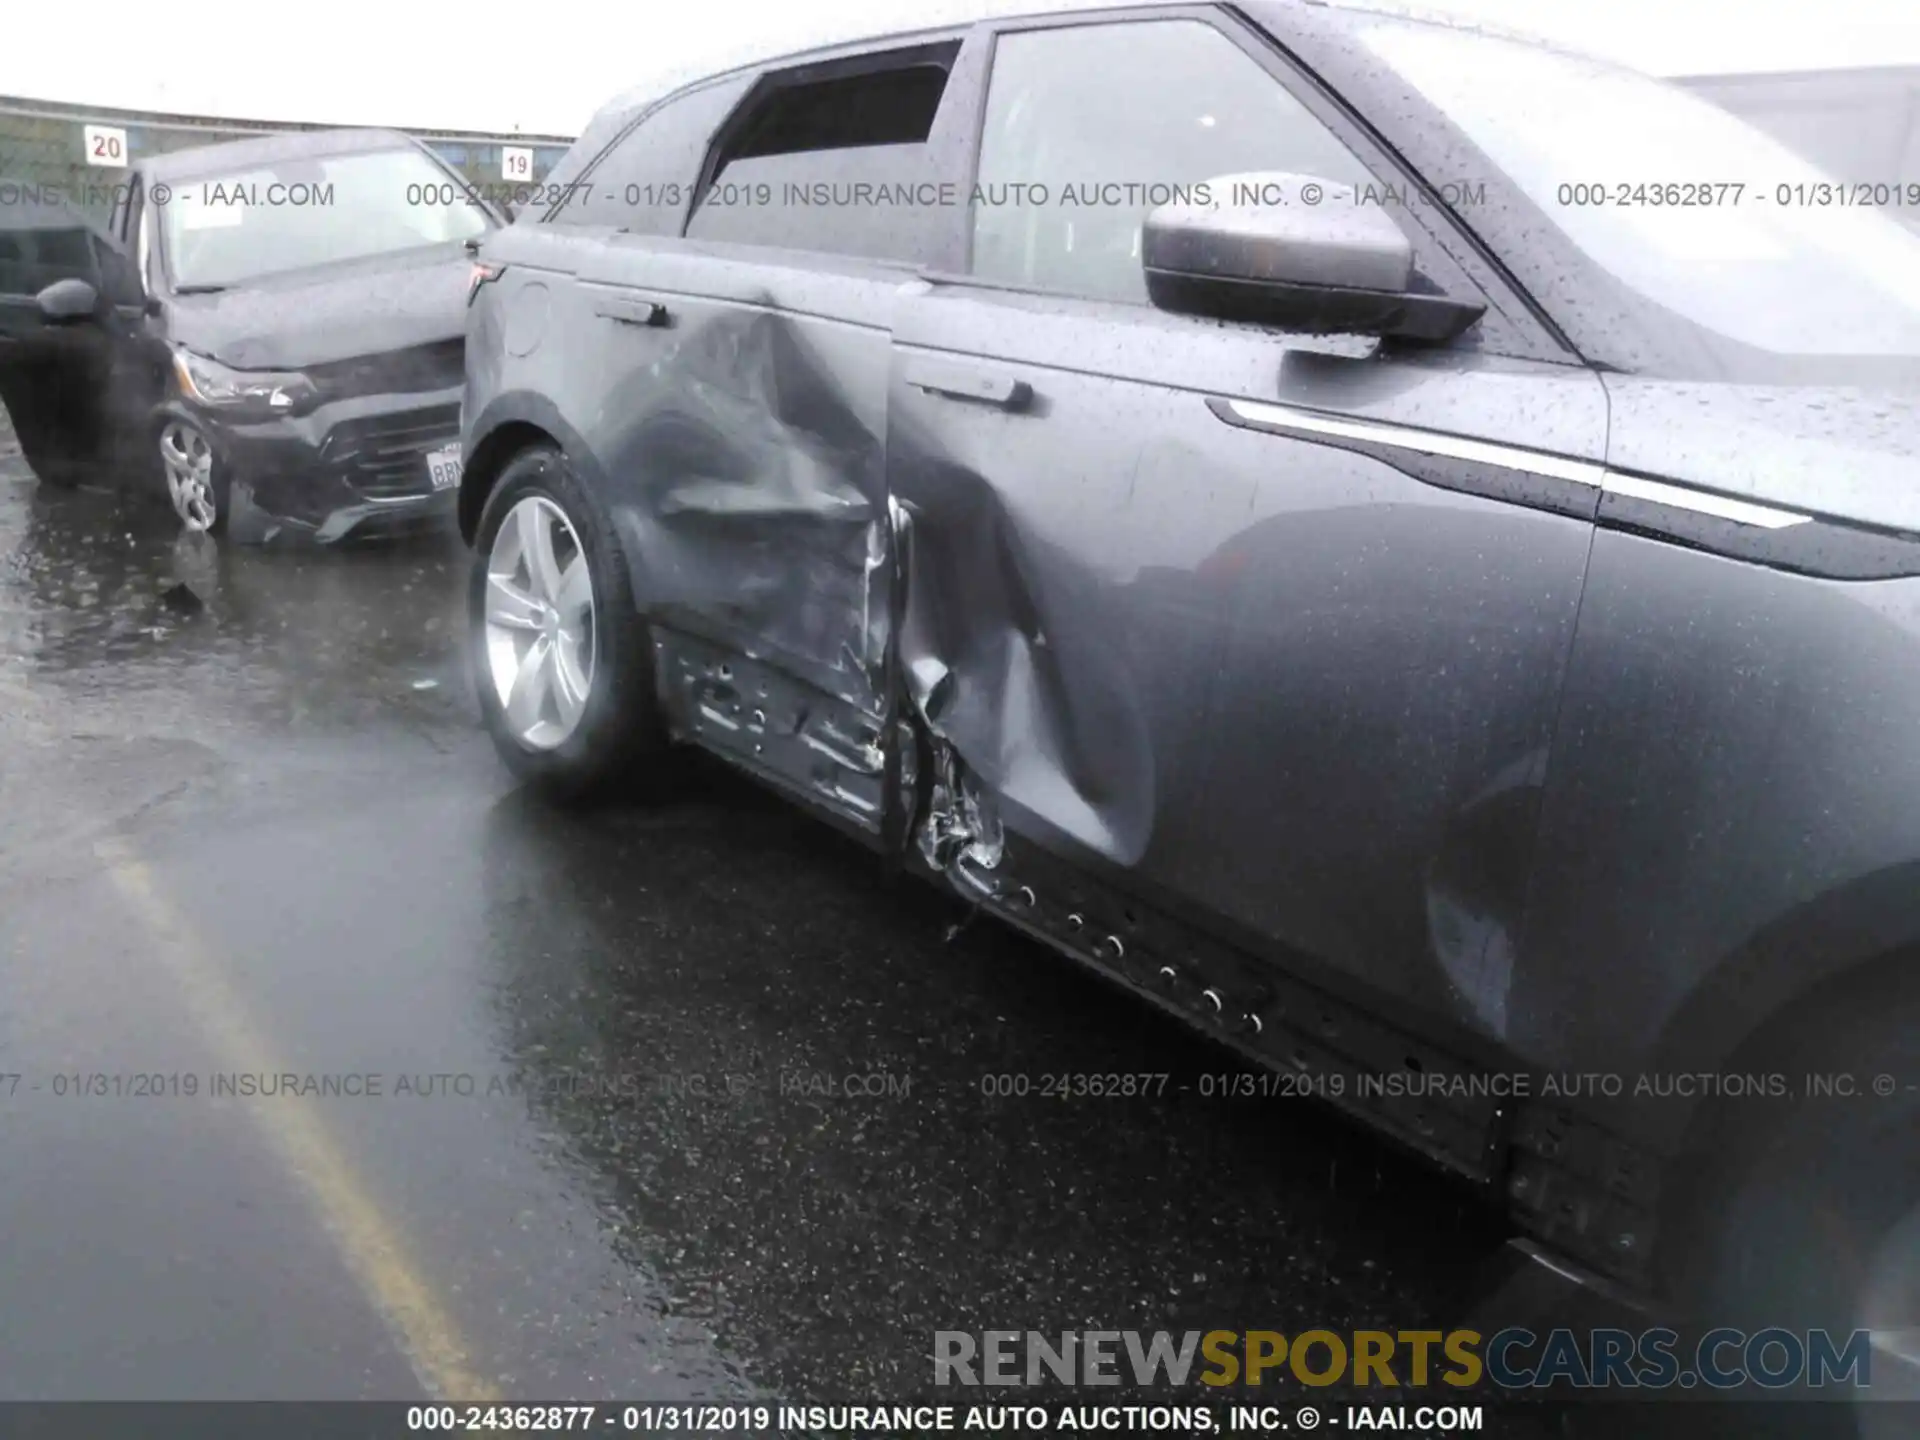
[93,833,498,1402]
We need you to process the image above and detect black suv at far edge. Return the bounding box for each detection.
[1,128,500,541]
[455,0,1920,1379]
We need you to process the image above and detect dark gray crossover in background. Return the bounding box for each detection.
[457,0,1920,1366]
[1,128,497,540]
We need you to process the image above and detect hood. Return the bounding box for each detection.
[1603,377,1920,536]
[164,243,472,372]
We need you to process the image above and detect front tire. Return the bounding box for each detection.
[159,418,229,534]
[1674,985,1920,1415]
[469,445,668,801]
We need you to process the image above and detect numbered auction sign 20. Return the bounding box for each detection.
[83,125,128,167]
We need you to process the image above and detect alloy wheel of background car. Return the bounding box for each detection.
[159,421,219,532]
[484,493,597,751]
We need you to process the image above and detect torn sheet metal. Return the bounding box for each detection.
[915,737,1006,880]
[885,440,1160,872]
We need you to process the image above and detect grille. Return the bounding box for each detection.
[307,338,464,402]
[321,405,459,499]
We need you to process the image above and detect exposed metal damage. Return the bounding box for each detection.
[914,738,1005,884]
[883,429,1159,874]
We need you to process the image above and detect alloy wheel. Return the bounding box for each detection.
[159,421,217,532]
[484,494,596,750]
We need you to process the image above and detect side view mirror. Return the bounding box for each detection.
[1142,171,1485,343]
[35,277,100,324]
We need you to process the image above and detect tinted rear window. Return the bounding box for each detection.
[685,44,959,263]
[544,78,752,232]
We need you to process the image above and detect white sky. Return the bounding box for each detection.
[2,0,1916,138]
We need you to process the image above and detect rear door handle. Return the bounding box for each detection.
[904,357,1032,412]
[594,296,671,327]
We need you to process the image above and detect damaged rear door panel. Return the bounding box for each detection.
[578,238,907,829]
[568,35,976,834]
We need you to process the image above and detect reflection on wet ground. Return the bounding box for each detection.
[0,460,469,729]
[0,418,1541,1421]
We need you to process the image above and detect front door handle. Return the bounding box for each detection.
[904,357,1032,412]
[594,296,671,327]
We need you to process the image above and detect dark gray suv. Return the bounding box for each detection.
[457,0,1920,1360]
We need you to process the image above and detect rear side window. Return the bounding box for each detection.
[685,44,960,263]
[548,77,752,233]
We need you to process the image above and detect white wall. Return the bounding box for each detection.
[2,0,1916,138]
[1687,68,1920,181]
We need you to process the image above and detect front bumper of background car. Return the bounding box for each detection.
[160,382,463,544]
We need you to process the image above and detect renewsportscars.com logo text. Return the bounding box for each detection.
[933,1328,1874,1391]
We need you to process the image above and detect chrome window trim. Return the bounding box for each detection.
[1601,472,1811,531]
[1222,398,1607,486]
[1220,398,1813,530]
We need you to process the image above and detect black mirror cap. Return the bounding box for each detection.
[1142,170,1485,343]
[1146,268,1484,343]
[34,276,100,324]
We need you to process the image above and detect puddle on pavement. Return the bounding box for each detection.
[0,427,473,740]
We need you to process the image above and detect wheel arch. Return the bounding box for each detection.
[460,393,603,546]
[1648,868,1920,1287]
[1653,931,1920,1303]
[1652,859,1920,1127]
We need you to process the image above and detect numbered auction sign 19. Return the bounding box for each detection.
[502,146,534,182]
[82,125,128,167]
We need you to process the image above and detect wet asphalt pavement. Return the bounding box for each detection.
[0,414,1544,1425]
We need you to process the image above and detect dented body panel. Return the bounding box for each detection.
[886,279,1608,1047]
[460,0,1920,1291]
[576,242,901,716]
[469,231,911,825]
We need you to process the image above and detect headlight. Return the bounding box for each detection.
[171,348,319,419]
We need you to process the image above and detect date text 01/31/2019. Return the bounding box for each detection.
[408,1407,769,1433]
[405,1405,1256,1433]
[404,1403,1484,1434]
[1553,180,1920,207]
[975,1072,1341,1099]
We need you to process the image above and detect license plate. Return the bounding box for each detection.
[426,444,462,492]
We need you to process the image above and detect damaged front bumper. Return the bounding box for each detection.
[165,383,462,544]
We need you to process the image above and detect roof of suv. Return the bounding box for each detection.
[582,0,1192,135]
[142,128,424,184]
[576,0,1589,140]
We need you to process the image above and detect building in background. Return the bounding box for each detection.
[0,95,573,223]
[7,66,1915,230]
[1679,66,1920,227]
